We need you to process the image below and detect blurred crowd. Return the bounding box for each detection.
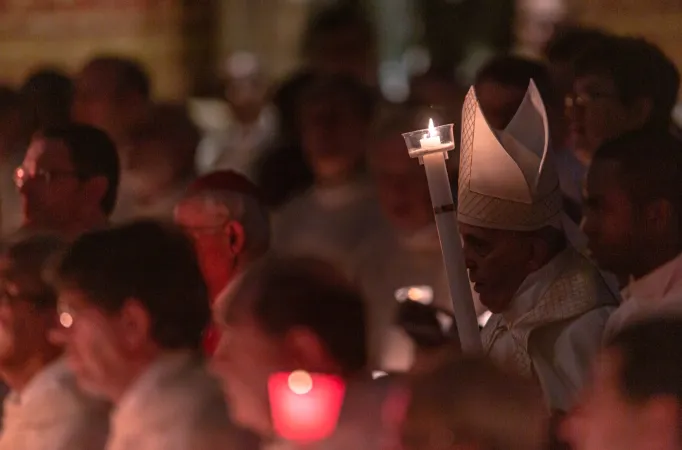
[0,2,681,450]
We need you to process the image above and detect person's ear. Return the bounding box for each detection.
[645,199,674,236]
[82,175,109,210]
[224,221,246,255]
[118,298,152,349]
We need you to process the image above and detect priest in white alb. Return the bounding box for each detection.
[457,80,618,412]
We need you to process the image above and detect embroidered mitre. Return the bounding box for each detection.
[458,80,563,231]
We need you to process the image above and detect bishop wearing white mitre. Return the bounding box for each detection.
[457,80,618,412]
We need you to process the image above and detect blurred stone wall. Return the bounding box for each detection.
[0,0,191,99]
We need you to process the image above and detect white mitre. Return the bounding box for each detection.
[457,80,563,231]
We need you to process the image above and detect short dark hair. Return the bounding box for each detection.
[475,56,557,108]
[85,56,151,99]
[592,129,682,213]
[0,233,67,309]
[545,26,612,64]
[55,221,210,350]
[225,255,367,375]
[300,75,376,121]
[606,318,682,406]
[39,124,120,216]
[20,68,73,129]
[574,37,680,127]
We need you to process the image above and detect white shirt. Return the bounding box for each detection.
[196,107,278,180]
[483,247,616,411]
[107,351,246,450]
[605,252,682,340]
[0,357,110,450]
[273,179,385,272]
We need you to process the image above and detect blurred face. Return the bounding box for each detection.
[562,349,652,450]
[311,28,374,82]
[174,198,238,301]
[568,74,645,159]
[459,223,535,314]
[582,159,639,278]
[475,80,527,130]
[370,136,433,232]
[0,259,55,370]
[210,296,287,435]
[301,96,368,182]
[52,288,136,400]
[16,137,87,230]
[71,66,119,136]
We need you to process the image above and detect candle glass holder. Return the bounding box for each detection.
[401,123,455,159]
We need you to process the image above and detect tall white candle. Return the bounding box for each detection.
[419,119,442,149]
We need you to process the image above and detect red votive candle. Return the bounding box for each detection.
[268,371,346,443]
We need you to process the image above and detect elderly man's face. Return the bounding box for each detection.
[459,223,536,314]
[174,197,238,301]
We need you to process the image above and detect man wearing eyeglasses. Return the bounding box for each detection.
[14,124,120,239]
[567,36,680,165]
[0,234,109,450]
[174,171,270,354]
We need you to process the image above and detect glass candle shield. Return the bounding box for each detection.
[401,123,455,158]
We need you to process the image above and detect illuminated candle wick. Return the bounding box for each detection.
[288,370,313,395]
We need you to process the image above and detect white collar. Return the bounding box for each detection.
[8,357,68,406]
[502,247,574,324]
[113,351,195,423]
[622,252,682,304]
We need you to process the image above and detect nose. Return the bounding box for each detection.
[208,333,230,375]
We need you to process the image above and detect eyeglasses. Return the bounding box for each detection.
[564,91,619,109]
[13,166,80,189]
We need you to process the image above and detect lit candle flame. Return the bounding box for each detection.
[428,118,436,137]
[288,370,313,395]
[59,312,73,329]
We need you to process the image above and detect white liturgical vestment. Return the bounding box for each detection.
[106,351,249,450]
[0,358,110,450]
[604,251,682,340]
[457,81,618,411]
[481,246,616,411]
[273,178,385,272]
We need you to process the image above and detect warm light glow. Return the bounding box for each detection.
[288,370,313,395]
[59,312,73,329]
[407,287,422,302]
[428,118,436,137]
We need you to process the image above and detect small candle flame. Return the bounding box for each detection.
[288,370,313,395]
[428,118,436,137]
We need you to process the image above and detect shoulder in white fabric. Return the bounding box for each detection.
[458,80,563,231]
